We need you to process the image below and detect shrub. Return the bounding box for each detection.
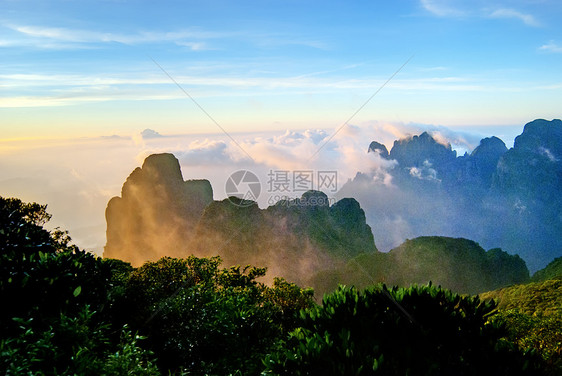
[264,284,544,375]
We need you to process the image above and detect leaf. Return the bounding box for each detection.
[73,285,82,297]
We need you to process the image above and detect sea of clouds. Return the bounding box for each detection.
[0,121,522,256]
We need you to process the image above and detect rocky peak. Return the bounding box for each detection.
[104,153,213,265]
[471,137,507,160]
[389,131,457,168]
[367,141,389,158]
[514,119,562,158]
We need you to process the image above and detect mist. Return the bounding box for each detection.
[0,122,526,265]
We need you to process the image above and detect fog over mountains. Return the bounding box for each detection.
[104,119,561,292]
[104,153,376,285]
[339,118,562,272]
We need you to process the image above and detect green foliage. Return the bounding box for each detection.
[480,279,562,316]
[2,195,559,375]
[0,238,118,338]
[491,310,562,375]
[104,326,160,376]
[312,236,530,297]
[264,284,543,375]
[1,310,159,376]
[0,197,122,330]
[122,256,315,375]
[0,196,146,375]
[480,277,562,375]
[533,257,562,282]
[2,307,105,375]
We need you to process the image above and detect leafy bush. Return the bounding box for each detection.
[121,256,315,375]
[264,284,544,375]
[104,326,160,376]
[491,310,562,375]
[0,306,158,376]
[0,197,149,375]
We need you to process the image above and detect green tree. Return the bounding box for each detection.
[0,196,151,375]
[122,256,314,375]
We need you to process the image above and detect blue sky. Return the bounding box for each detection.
[2,0,562,139]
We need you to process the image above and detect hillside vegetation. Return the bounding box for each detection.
[480,278,562,374]
[2,195,558,375]
[480,279,562,316]
[312,236,529,296]
[532,257,562,282]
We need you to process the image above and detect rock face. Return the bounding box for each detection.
[104,153,213,266]
[105,155,377,286]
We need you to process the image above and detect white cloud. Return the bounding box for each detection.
[0,95,110,108]
[420,0,465,17]
[489,8,540,27]
[0,69,508,109]
[176,41,209,51]
[141,129,163,139]
[409,160,439,181]
[539,41,562,53]
[420,2,541,28]
[3,23,229,50]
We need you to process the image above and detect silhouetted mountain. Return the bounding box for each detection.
[311,236,529,296]
[340,119,562,272]
[390,131,457,174]
[367,141,389,158]
[104,153,213,266]
[104,155,376,285]
[494,119,562,204]
[447,136,508,188]
[191,192,375,285]
[103,119,558,290]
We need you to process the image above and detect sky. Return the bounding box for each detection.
[1,0,561,254]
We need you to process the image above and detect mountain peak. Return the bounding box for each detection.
[514,119,562,157]
[368,141,389,158]
[389,132,456,168]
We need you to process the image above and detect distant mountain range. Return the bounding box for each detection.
[104,119,561,293]
[339,118,562,272]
